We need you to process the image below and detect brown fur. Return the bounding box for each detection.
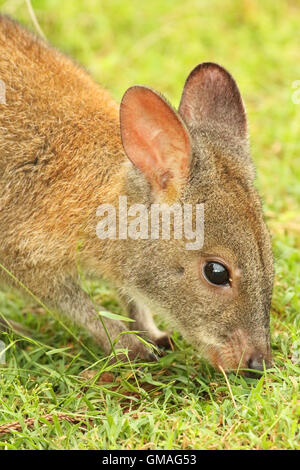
[0,16,274,372]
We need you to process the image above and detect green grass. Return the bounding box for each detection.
[0,0,299,450]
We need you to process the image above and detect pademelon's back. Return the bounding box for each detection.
[0,16,124,283]
[0,15,118,117]
[0,15,120,176]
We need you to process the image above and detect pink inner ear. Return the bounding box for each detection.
[120,86,191,190]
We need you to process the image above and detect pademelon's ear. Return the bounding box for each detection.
[120,86,191,193]
[179,62,247,139]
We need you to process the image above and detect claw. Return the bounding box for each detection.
[147,351,160,362]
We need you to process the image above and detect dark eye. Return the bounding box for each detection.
[203,261,230,286]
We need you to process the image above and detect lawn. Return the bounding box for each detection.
[0,0,299,450]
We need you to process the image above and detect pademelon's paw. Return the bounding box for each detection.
[110,333,159,364]
[127,343,159,362]
[153,332,173,350]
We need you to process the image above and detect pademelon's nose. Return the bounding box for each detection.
[246,353,272,378]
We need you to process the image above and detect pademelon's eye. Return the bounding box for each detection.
[203,261,230,286]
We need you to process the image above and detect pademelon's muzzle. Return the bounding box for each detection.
[244,352,273,378]
[205,328,272,377]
